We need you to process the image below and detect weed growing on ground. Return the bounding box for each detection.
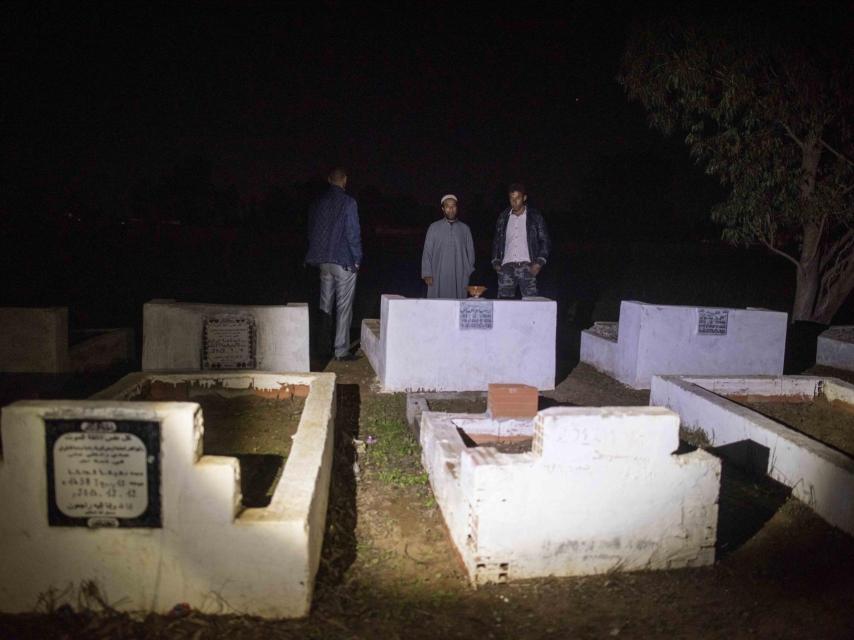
[362,394,428,488]
[679,424,713,448]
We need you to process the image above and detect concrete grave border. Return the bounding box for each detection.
[362,294,556,392]
[142,300,309,372]
[421,406,720,586]
[0,370,335,618]
[816,326,854,371]
[650,374,854,536]
[580,301,788,389]
[0,307,134,373]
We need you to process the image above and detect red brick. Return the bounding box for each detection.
[292,384,311,398]
[488,384,538,418]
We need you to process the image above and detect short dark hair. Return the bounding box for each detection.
[507,182,526,195]
[328,167,348,182]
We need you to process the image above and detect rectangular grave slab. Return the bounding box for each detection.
[816,326,854,372]
[650,374,854,536]
[580,301,787,389]
[0,307,69,373]
[142,300,309,372]
[0,309,133,374]
[0,370,335,618]
[361,295,556,392]
[420,406,720,585]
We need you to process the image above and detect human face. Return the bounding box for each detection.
[509,190,527,214]
[442,199,458,220]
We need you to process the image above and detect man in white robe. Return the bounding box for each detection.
[421,194,475,299]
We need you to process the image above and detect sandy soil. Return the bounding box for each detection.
[1,357,853,639]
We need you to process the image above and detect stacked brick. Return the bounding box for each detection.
[487,383,539,418]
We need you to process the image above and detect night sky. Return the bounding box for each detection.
[3,2,680,215]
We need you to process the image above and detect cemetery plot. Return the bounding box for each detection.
[361,294,556,392]
[420,406,720,586]
[131,381,308,508]
[651,374,854,536]
[0,370,337,618]
[580,301,787,389]
[817,325,854,372]
[142,300,310,372]
[725,393,854,457]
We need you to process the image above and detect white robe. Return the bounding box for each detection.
[421,218,475,299]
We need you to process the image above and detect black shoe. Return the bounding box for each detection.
[334,353,361,362]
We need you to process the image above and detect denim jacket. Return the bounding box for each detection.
[305,185,363,269]
[491,206,550,268]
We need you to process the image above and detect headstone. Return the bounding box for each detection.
[202,314,256,369]
[45,419,161,528]
[697,308,729,335]
[459,300,494,330]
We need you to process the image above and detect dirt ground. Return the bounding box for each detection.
[2,359,854,639]
[732,395,854,457]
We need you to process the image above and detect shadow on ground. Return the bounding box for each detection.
[314,383,361,591]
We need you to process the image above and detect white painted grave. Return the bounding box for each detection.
[0,370,335,618]
[361,295,556,392]
[816,326,854,371]
[420,406,720,585]
[580,301,787,389]
[0,307,134,373]
[142,300,309,372]
[650,374,854,536]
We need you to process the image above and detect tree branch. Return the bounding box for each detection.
[821,228,854,272]
[820,138,854,168]
[779,121,804,149]
[759,237,801,268]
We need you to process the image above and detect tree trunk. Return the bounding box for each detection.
[812,230,854,324]
[791,220,822,322]
[790,134,824,323]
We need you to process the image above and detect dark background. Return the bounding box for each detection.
[1,2,850,363]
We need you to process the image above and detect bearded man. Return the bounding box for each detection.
[421,194,475,299]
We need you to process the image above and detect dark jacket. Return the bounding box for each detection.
[305,185,363,269]
[491,206,550,268]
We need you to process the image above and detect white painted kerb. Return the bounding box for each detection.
[421,406,720,585]
[0,370,335,618]
[580,301,788,389]
[361,294,556,391]
[142,300,310,372]
[816,326,854,371]
[650,374,854,536]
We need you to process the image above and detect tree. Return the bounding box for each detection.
[618,10,854,323]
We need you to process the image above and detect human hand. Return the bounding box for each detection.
[423,276,433,286]
[529,263,542,275]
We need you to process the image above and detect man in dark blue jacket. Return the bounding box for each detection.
[491,183,550,298]
[305,167,363,360]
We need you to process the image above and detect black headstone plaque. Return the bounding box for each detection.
[697,308,729,336]
[202,314,256,369]
[45,419,162,528]
[460,300,494,330]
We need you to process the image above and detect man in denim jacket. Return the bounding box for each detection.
[491,183,550,298]
[305,167,363,360]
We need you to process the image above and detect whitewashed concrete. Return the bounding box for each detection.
[0,371,335,618]
[361,295,556,392]
[817,326,854,371]
[650,374,854,536]
[421,406,720,585]
[0,307,70,372]
[581,301,788,389]
[142,300,309,372]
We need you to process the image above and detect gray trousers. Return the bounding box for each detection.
[319,263,357,358]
